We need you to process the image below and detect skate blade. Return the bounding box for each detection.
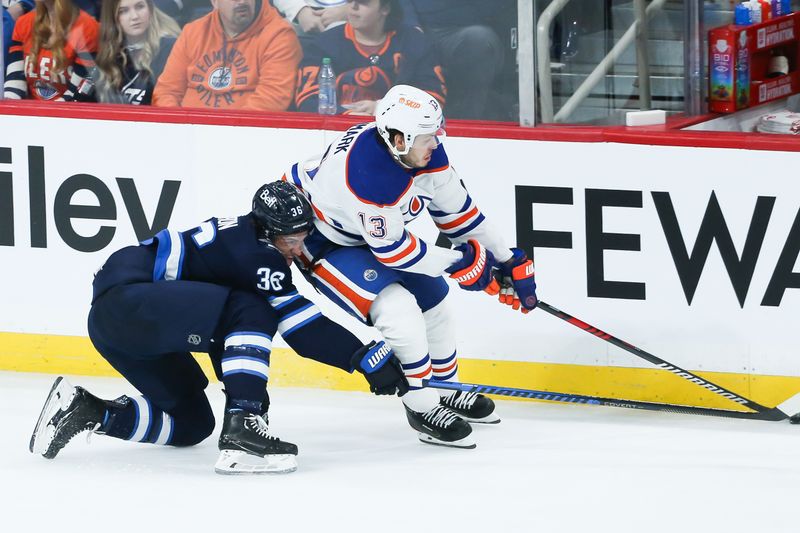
[214,449,298,475]
[29,377,76,456]
[462,412,501,424]
[417,432,476,449]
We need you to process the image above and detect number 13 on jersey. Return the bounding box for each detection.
[358,212,387,239]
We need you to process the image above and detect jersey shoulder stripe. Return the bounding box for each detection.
[345,127,412,207]
[429,194,470,217]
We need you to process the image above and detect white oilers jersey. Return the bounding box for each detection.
[286,122,512,276]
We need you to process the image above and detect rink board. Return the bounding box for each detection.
[3,330,799,411]
[1,114,800,409]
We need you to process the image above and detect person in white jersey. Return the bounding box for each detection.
[284,84,538,448]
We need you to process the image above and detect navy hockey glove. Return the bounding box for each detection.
[497,248,538,312]
[445,239,500,294]
[351,341,409,397]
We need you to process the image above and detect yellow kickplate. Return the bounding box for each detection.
[2,331,800,409]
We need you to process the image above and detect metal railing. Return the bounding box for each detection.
[536,0,669,123]
[517,0,536,126]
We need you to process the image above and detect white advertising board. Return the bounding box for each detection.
[1,115,798,376]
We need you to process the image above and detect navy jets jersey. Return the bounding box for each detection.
[93,213,324,342]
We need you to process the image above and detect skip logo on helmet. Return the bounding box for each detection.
[398,97,421,109]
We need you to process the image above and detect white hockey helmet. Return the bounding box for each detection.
[375,84,445,157]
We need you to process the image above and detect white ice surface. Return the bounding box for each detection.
[1,371,799,533]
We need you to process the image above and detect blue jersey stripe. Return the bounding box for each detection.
[290,163,303,188]
[429,196,473,219]
[401,354,431,371]
[271,294,302,310]
[431,351,457,365]
[153,229,170,281]
[394,240,427,270]
[443,214,485,239]
[282,312,322,336]
[370,233,408,254]
[432,368,458,381]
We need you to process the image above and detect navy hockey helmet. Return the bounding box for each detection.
[252,181,314,238]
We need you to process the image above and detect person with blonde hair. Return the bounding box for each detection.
[3,0,98,100]
[93,0,180,104]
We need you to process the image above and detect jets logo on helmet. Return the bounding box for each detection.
[252,181,314,239]
[376,84,446,157]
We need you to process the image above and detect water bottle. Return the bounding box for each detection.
[735,2,751,24]
[318,57,337,115]
[775,0,791,16]
[748,0,762,23]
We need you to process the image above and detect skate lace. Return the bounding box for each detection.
[50,419,99,452]
[246,414,279,441]
[423,405,459,428]
[84,423,101,445]
[448,391,478,410]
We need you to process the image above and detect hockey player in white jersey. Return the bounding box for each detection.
[286,84,538,448]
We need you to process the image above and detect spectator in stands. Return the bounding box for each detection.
[3,1,34,70]
[152,0,212,27]
[272,0,347,34]
[3,0,99,100]
[73,0,100,19]
[92,0,180,104]
[405,0,514,120]
[294,0,444,115]
[152,0,301,110]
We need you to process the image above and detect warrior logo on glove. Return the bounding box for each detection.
[445,239,500,294]
[351,341,409,396]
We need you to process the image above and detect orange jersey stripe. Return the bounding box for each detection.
[436,206,479,230]
[433,360,458,373]
[376,233,418,264]
[406,367,433,379]
[313,263,373,317]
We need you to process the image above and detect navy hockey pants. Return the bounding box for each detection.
[88,281,279,445]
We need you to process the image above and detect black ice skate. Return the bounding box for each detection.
[440,390,501,424]
[215,409,298,475]
[29,376,106,459]
[404,404,475,449]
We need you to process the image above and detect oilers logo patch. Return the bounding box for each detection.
[208,67,232,90]
[403,195,429,218]
[363,269,378,282]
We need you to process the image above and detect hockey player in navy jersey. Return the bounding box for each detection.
[285,84,538,449]
[29,181,408,474]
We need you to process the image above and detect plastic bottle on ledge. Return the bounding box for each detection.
[774,0,791,16]
[318,57,337,115]
[735,1,751,24]
[748,0,762,23]
[759,0,772,20]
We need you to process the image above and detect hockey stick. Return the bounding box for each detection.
[422,379,784,421]
[534,300,800,422]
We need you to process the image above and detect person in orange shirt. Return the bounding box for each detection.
[152,0,301,110]
[3,0,98,101]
